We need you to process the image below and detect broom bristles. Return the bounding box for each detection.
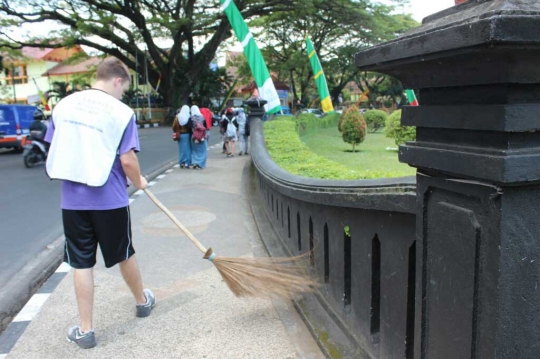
[204,248,318,298]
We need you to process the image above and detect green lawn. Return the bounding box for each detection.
[300,127,416,178]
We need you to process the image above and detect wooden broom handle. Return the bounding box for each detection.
[143,188,208,254]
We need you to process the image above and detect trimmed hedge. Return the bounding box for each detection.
[363,110,387,133]
[264,119,360,180]
[384,110,416,146]
[293,113,340,136]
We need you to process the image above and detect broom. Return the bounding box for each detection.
[143,188,317,298]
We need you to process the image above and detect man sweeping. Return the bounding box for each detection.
[45,58,155,349]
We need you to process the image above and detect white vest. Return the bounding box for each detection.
[46,89,134,187]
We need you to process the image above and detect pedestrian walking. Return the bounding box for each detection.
[220,108,228,154]
[200,107,213,146]
[44,58,155,349]
[236,108,249,156]
[222,108,238,157]
[190,105,208,169]
[173,105,192,168]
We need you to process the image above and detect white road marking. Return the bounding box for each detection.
[13,294,51,322]
[173,164,179,168]
[134,190,144,196]
[166,169,173,173]
[157,174,166,179]
[147,181,157,187]
[55,262,71,273]
[129,198,135,204]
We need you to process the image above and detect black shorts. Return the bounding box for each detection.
[62,206,135,269]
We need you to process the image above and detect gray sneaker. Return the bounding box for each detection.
[67,325,96,349]
[136,288,156,318]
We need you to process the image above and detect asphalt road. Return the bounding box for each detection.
[0,126,220,293]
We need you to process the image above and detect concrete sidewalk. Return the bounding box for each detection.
[5,145,324,359]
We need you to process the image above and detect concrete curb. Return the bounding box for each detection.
[0,237,63,335]
[0,158,177,336]
[137,123,162,129]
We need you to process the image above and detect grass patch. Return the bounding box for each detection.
[264,118,415,180]
[264,119,359,180]
[301,126,415,178]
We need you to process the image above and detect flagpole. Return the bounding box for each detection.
[10,64,16,104]
[144,47,152,120]
[32,78,50,111]
[135,48,140,121]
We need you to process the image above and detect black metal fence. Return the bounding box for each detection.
[251,118,417,358]
[249,3,540,357]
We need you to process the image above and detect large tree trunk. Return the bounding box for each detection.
[289,70,298,101]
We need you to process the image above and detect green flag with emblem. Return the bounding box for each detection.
[220,0,281,114]
[305,36,334,114]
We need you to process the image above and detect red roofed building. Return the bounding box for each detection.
[43,57,102,79]
[0,45,85,104]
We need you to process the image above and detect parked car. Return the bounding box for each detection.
[299,108,324,118]
[0,105,39,151]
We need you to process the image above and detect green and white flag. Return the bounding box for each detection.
[221,0,281,114]
[305,36,334,114]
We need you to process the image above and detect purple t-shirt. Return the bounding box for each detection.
[45,115,140,210]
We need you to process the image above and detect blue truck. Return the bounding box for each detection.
[0,105,39,151]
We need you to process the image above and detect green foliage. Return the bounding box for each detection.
[338,106,358,133]
[341,107,367,152]
[338,112,345,133]
[265,118,415,180]
[264,119,359,180]
[384,110,416,146]
[190,67,232,108]
[47,81,88,101]
[122,87,143,106]
[0,0,418,113]
[295,113,340,136]
[344,226,351,238]
[302,127,416,178]
[244,0,419,104]
[0,0,298,109]
[363,110,387,133]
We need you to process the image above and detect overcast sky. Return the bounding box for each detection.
[10,0,458,58]
[392,0,456,22]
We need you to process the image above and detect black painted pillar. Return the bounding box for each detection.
[356,1,540,358]
[243,98,267,122]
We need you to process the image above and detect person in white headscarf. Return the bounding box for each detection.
[235,108,249,155]
[172,105,192,168]
[190,105,208,169]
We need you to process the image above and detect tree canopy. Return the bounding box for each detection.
[0,0,294,108]
[0,0,416,112]
[227,0,417,107]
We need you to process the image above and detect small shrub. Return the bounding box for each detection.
[341,108,367,152]
[363,110,387,133]
[338,106,358,133]
[384,110,416,146]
